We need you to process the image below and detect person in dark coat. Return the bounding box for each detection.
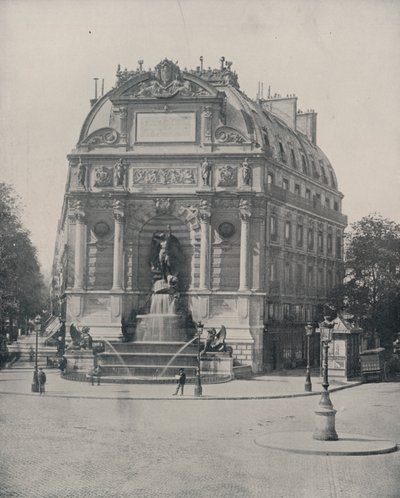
[38,368,46,395]
[172,368,186,396]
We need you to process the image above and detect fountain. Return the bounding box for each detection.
[64,225,233,383]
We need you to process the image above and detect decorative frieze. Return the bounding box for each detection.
[132,168,197,185]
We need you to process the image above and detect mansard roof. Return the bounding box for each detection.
[77,58,339,191]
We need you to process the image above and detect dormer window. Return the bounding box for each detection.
[329,170,336,188]
[291,148,297,169]
[319,161,328,184]
[301,155,308,174]
[311,159,319,179]
[279,141,287,163]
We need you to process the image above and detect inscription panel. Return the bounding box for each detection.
[136,112,196,142]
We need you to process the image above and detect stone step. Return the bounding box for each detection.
[106,341,198,354]
[98,353,198,367]
[97,364,198,377]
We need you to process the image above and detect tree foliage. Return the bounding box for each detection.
[330,214,400,347]
[0,183,46,331]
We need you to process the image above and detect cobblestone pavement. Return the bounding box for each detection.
[0,377,399,498]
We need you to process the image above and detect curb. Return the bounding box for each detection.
[0,381,363,401]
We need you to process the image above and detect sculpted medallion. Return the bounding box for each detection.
[94,166,113,187]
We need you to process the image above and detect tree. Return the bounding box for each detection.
[0,183,46,338]
[330,214,400,348]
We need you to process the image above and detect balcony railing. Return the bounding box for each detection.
[267,185,347,225]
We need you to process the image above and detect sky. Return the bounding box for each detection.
[1,0,399,277]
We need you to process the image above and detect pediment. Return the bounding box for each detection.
[112,59,220,100]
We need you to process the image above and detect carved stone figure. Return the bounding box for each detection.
[77,160,86,189]
[201,325,232,355]
[201,158,211,186]
[149,226,184,282]
[69,324,92,350]
[241,158,252,186]
[114,159,126,186]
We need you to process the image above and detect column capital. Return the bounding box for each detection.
[113,199,126,222]
[199,199,212,222]
[73,199,86,222]
[239,198,252,221]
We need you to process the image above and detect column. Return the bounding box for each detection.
[199,200,211,290]
[112,200,125,290]
[73,201,86,290]
[239,199,252,291]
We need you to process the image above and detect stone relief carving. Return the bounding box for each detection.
[94,166,113,187]
[218,165,237,187]
[73,200,86,222]
[124,59,211,99]
[217,222,235,239]
[215,126,247,144]
[132,168,196,185]
[154,198,172,215]
[81,127,119,146]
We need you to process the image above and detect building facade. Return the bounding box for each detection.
[51,58,346,373]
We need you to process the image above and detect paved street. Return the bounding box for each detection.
[0,367,399,498]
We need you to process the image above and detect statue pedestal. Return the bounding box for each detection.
[200,352,233,382]
[135,314,188,342]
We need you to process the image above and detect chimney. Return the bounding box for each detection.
[296,110,317,145]
[261,95,297,130]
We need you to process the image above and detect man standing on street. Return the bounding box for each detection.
[38,368,46,395]
[172,368,186,396]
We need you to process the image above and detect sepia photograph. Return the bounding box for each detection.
[1,1,399,497]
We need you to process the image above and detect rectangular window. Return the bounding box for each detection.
[318,230,323,253]
[285,221,292,243]
[296,224,303,247]
[325,197,330,209]
[267,173,274,185]
[296,264,304,285]
[270,262,275,282]
[282,178,289,190]
[270,215,277,241]
[334,200,339,211]
[336,235,342,258]
[327,233,333,254]
[305,188,311,201]
[294,184,301,196]
[308,228,314,250]
[318,267,324,288]
[327,270,333,289]
[307,266,314,287]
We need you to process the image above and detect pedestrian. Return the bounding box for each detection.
[172,368,186,396]
[38,368,46,395]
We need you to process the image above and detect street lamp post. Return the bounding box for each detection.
[313,319,338,441]
[194,321,203,397]
[31,315,41,393]
[304,323,313,392]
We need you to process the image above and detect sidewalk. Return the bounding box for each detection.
[0,360,362,400]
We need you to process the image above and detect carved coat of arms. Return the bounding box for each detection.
[218,165,237,187]
[94,166,113,187]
